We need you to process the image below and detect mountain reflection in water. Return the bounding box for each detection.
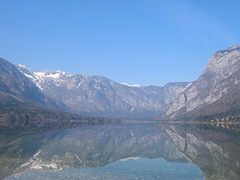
[1,123,240,180]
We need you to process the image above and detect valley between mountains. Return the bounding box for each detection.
[1,44,240,128]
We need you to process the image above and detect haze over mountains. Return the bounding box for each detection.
[1,44,240,127]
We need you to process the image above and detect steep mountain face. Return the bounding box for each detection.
[17,65,188,119]
[0,58,49,105]
[166,44,240,120]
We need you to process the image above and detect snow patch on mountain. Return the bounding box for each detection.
[121,82,141,87]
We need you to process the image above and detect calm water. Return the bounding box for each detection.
[1,123,240,180]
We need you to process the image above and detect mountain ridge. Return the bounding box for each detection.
[2,44,240,122]
[17,64,189,119]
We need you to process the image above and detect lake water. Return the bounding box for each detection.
[1,123,240,180]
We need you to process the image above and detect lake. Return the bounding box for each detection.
[1,123,240,180]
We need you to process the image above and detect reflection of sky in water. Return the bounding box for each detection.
[6,158,204,180]
[1,124,240,180]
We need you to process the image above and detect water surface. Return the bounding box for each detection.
[1,123,240,180]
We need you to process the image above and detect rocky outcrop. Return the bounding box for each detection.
[166,44,240,120]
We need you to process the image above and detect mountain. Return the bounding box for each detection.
[17,65,188,119]
[5,44,240,122]
[0,58,53,106]
[0,58,115,128]
[166,44,240,121]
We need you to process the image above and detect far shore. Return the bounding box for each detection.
[122,120,240,125]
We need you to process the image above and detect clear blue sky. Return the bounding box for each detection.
[0,0,239,86]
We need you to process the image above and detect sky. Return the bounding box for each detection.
[0,0,240,86]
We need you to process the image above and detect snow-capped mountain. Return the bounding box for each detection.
[17,65,188,119]
[16,44,240,121]
[0,58,113,128]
